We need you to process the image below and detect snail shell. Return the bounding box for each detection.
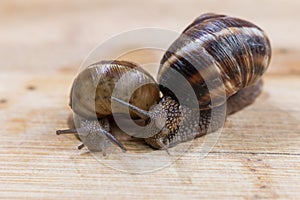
[144,13,271,148]
[70,60,160,119]
[158,13,271,110]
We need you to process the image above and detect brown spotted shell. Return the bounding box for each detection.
[158,13,271,109]
[70,60,160,119]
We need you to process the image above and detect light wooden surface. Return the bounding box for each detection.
[1,0,300,199]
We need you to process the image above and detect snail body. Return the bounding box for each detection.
[57,60,160,153]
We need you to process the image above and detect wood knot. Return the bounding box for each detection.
[27,85,36,91]
[0,98,7,104]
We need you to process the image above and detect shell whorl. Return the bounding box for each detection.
[70,60,160,119]
[158,13,271,109]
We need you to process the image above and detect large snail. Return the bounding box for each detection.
[57,13,271,152]
[56,60,160,154]
[112,13,271,148]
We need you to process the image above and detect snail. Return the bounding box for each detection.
[56,60,160,154]
[112,13,271,149]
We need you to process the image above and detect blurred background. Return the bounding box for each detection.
[0,0,299,73]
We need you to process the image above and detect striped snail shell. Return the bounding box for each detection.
[57,60,160,153]
[158,13,271,110]
[117,13,271,149]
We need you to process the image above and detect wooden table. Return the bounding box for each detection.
[0,0,299,199]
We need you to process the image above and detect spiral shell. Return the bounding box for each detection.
[70,60,160,119]
[158,13,271,109]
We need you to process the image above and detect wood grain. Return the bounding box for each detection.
[0,0,299,199]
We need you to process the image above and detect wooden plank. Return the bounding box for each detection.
[0,69,300,199]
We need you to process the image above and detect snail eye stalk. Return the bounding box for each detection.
[111,96,151,120]
[56,127,127,153]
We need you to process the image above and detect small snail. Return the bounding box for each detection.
[113,13,271,149]
[56,60,160,154]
